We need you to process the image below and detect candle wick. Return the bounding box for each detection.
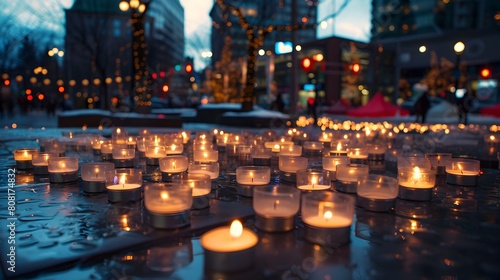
[460,169,463,174]
[251,178,253,183]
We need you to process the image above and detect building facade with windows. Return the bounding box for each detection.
[64,0,184,110]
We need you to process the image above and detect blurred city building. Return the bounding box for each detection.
[371,0,500,108]
[64,0,185,110]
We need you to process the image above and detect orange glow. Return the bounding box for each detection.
[38,94,44,101]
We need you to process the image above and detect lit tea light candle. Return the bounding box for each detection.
[398,166,436,201]
[172,173,211,209]
[201,220,258,272]
[43,141,66,156]
[357,174,398,212]
[301,191,355,246]
[91,137,105,155]
[335,163,369,193]
[145,145,167,165]
[251,147,272,166]
[32,153,58,175]
[144,183,192,229]
[329,141,348,156]
[253,186,300,232]
[366,143,387,161]
[236,166,271,197]
[278,156,308,183]
[318,132,333,148]
[48,157,79,183]
[159,155,188,182]
[278,145,302,157]
[484,134,500,145]
[100,142,121,161]
[425,153,452,175]
[106,169,143,203]
[193,149,218,163]
[445,159,480,186]
[14,148,38,170]
[347,147,369,163]
[112,127,128,139]
[112,148,136,168]
[188,161,219,180]
[125,136,137,149]
[165,144,183,155]
[397,156,431,171]
[81,162,115,192]
[322,155,350,181]
[296,169,331,191]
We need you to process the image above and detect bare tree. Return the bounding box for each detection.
[215,0,351,111]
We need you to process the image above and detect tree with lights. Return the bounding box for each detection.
[214,0,351,111]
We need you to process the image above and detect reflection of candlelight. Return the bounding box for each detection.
[457,164,463,174]
[161,191,169,200]
[273,200,280,210]
[337,142,342,151]
[412,166,422,183]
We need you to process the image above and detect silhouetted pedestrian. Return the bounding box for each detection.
[414,91,430,123]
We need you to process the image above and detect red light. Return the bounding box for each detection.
[27,95,33,101]
[185,64,193,74]
[4,80,10,86]
[159,71,165,78]
[352,63,360,74]
[301,58,313,72]
[480,68,491,79]
[162,84,169,93]
[26,89,32,95]
[58,86,64,93]
[152,72,158,79]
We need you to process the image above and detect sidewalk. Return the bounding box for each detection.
[1,109,499,130]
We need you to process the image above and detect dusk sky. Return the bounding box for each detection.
[6,0,371,69]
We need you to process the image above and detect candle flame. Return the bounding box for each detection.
[203,152,208,158]
[437,155,441,164]
[323,211,332,221]
[171,144,177,151]
[355,149,360,156]
[160,191,169,200]
[336,142,342,151]
[95,167,100,178]
[490,135,495,141]
[23,150,28,157]
[412,166,422,181]
[119,174,126,185]
[311,176,317,188]
[273,144,280,151]
[172,161,176,170]
[116,128,121,134]
[229,220,243,238]
[457,163,463,174]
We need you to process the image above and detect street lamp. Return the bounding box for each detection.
[453,41,466,91]
[119,0,151,113]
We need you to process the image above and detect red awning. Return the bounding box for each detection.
[346,93,410,117]
[480,103,500,117]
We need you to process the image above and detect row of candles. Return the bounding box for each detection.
[11,127,485,273]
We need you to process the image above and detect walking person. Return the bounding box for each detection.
[414,91,430,123]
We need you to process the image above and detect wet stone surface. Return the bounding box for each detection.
[0,128,499,279]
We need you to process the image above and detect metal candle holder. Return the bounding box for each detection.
[108,188,142,203]
[113,158,135,168]
[148,210,190,229]
[236,184,256,197]
[255,214,295,232]
[16,160,33,170]
[49,171,79,183]
[446,173,478,186]
[82,181,106,193]
[146,157,160,166]
[356,196,394,212]
[204,246,255,273]
[335,180,357,194]
[161,171,186,182]
[397,185,433,201]
[33,166,49,175]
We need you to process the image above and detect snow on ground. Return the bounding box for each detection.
[223,109,290,118]
[59,109,112,117]
[151,108,197,117]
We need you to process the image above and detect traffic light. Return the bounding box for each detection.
[162,84,169,93]
[185,63,193,74]
[301,57,313,73]
[351,63,360,75]
[480,67,491,79]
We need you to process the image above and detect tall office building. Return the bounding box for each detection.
[64,0,184,109]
